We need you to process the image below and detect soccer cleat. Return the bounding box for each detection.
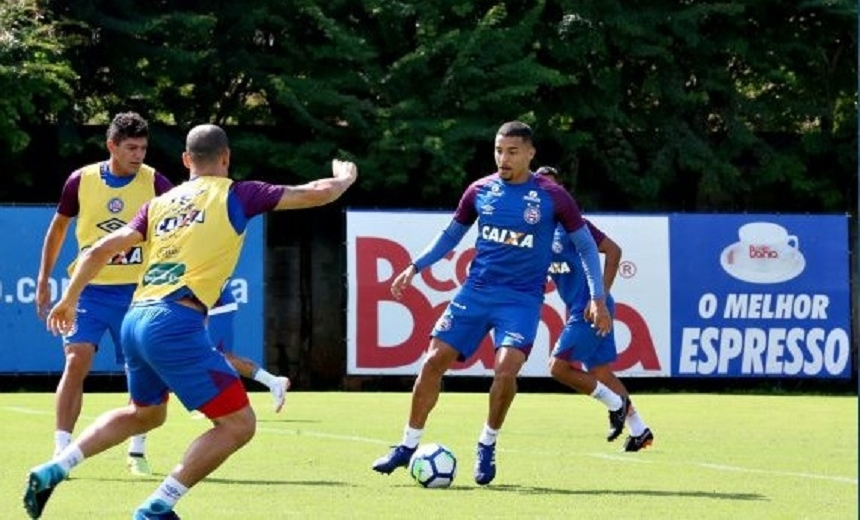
[372,445,416,474]
[127,454,153,476]
[473,442,496,486]
[271,376,290,413]
[623,428,654,452]
[607,396,631,442]
[133,499,181,519]
[23,462,67,518]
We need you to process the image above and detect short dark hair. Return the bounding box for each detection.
[496,121,533,144]
[185,124,229,163]
[107,112,149,143]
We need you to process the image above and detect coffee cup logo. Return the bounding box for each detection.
[720,221,806,284]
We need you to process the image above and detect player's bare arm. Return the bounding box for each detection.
[46,226,144,336]
[598,235,622,296]
[36,213,72,319]
[274,159,358,210]
[391,264,418,300]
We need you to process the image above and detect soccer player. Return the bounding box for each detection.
[35,111,173,476]
[25,124,357,519]
[209,282,290,412]
[371,121,615,486]
[537,166,654,451]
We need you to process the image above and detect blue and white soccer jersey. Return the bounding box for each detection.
[549,222,618,368]
[432,173,586,359]
[64,284,136,363]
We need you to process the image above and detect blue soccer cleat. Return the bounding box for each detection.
[372,445,416,474]
[133,498,181,519]
[23,462,68,518]
[473,442,496,486]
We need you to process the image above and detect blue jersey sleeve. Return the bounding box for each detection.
[413,220,470,271]
[567,226,605,299]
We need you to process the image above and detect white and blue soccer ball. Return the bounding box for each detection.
[409,443,457,488]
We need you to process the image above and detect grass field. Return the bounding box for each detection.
[1,391,856,519]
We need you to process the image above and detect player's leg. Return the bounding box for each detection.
[24,306,169,519]
[210,311,290,412]
[549,322,629,441]
[590,366,654,451]
[134,301,254,517]
[373,288,487,475]
[54,342,95,455]
[473,290,540,486]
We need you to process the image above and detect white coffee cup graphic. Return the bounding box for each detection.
[736,222,799,272]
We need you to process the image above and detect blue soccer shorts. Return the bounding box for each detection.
[121,300,248,415]
[431,284,542,360]
[63,283,135,364]
[552,319,618,369]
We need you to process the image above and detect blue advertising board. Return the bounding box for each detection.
[0,205,264,374]
[670,214,851,378]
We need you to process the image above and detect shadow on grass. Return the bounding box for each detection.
[485,485,768,501]
[203,477,358,487]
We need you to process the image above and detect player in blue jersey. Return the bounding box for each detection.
[372,121,617,485]
[35,112,174,476]
[209,283,290,412]
[538,166,653,452]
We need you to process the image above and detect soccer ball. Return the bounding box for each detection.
[409,443,457,488]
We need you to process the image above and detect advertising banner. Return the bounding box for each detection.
[671,214,851,378]
[347,210,851,379]
[347,210,672,377]
[0,206,264,374]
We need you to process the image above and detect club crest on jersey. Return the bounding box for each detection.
[552,239,563,253]
[107,197,124,213]
[435,314,452,332]
[523,205,541,225]
[481,225,535,248]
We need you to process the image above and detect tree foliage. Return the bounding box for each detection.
[7,0,858,212]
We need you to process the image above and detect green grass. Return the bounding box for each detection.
[1,391,856,519]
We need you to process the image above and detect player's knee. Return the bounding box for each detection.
[228,408,257,448]
[548,357,566,379]
[135,404,168,431]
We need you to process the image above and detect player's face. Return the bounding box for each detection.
[107,137,148,175]
[494,135,534,183]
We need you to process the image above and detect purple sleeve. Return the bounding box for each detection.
[540,178,586,233]
[127,202,150,240]
[585,219,607,244]
[56,170,82,217]
[153,172,174,195]
[232,180,287,218]
[452,181,481,226]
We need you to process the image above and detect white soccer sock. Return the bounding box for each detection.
[626,409,648,436]
[128,434,147,456]
[252,367,278,389]
[147,476,189,509]
[478,424,499,446]
[590,381,623,410]
[53,444,85,474]
[400,426,423,448]
[54,430,72,456]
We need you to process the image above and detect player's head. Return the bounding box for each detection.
[183,124,231,177]
[536,165,561,185]
[494,121,535,183]
[106,112,149,175]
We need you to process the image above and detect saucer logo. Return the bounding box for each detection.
[720,221,805,284]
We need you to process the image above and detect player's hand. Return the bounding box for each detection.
[332,159,358,182]
[391,264,418,300]
[584,298,612,336]
[46,298,77,337]
[35,280,51,320]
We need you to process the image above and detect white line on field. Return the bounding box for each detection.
[5,405,857,486]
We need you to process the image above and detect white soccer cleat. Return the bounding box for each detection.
[270,376,290,413]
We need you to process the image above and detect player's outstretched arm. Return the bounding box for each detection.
[46,226,144,336]
[274,159,358,210]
